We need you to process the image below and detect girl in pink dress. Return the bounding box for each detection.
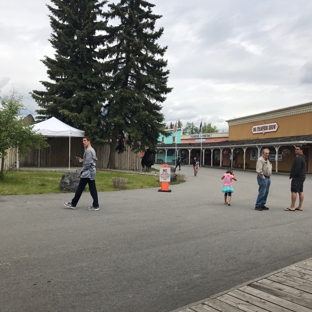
[221,169,237,206]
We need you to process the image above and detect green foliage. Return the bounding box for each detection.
[183,121,219,134]
[102,0,172,164]
[183,122,198,134]
[32,0,109,145]
[202,122,219,133]
[0,93,48,178]
[168,120,182,130]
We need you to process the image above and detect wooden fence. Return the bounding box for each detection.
[0,148,18,171]
[1,138,143,171]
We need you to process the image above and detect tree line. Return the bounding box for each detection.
[31,0,172,168]
[166,121,219,134]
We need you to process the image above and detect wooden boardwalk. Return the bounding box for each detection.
[173,258,312,312]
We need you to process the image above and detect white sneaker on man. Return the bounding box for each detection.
[64,202,76,209]
[87,206,99,211]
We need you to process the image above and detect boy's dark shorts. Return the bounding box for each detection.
[291,177,305,193]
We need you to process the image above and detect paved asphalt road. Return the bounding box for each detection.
[1,165,312,312]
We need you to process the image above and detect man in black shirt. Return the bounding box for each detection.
[175,156,181,171]
[285,146,307,211]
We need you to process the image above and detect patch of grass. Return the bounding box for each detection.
[0,170,184,195]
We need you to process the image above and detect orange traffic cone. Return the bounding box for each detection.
[158,163,172,192]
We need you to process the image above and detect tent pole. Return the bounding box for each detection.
[69,136,71,170]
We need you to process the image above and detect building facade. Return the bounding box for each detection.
[157,102,312,173]
[157,129,229,165]
[157,128,182,164]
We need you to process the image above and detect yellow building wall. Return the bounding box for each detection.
[232,146,311,173]
[229,111,312,140]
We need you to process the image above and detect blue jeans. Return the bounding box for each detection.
[255,176,270,207]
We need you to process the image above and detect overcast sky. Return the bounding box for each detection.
[1,0,312,131]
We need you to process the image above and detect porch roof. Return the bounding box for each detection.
[157,134,312,150]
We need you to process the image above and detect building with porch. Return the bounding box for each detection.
[156,101,312,173]
[157,129,228,165]
[157,128,182,164]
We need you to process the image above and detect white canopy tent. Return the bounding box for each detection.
[32,117,85,169]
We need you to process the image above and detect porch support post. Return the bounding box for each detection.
[230,148,234,168]
[243,147,247,170]
[202,148,205,166]
[219,148,223,167]
[274,146,281,173]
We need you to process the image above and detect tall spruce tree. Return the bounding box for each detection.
[103,0,172,168]
[32,0,108,144]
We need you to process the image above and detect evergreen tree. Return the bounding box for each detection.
[168,120,182,130]
[32,0,108,144]
[102,0,172,168]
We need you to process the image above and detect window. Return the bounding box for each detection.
[161,137,164,143]
[172,136,176,143]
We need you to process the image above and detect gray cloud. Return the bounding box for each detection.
[300,62,312,84]
[0,77,10,89]
[2,0,312,130]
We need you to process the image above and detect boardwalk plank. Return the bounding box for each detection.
[228,289,293,312]
[191,303,220,312]
[276,271,312,288]
[218,293,268,312]
[289,266,312,277]
[239,286,312,312]
[204,298,244,312]
[250,280,312,309]
[171,259,312,312]
[267,274,312,294]
[296,262,312,272]
[257,278,312,298]
[281,268,312,282]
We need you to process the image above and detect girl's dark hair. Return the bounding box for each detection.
[226,169,233,174]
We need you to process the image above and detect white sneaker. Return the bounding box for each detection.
[88,206,99,211]
[64,202,76,209]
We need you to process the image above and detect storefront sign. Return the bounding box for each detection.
[190,134,211,138]
[252,122,278,134]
